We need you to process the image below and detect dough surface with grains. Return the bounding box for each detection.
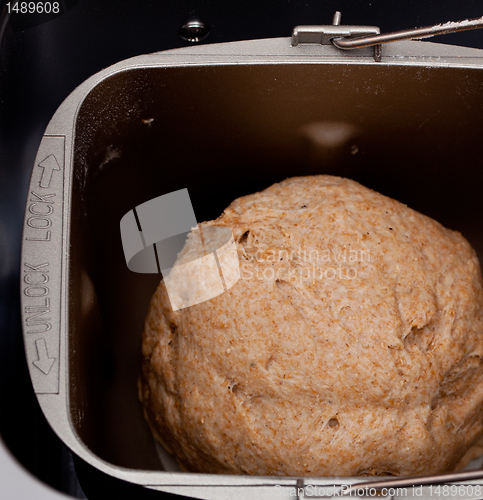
[139,175,483,476]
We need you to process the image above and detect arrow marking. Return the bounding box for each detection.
[33,338,55,375]
[38,154,61,189]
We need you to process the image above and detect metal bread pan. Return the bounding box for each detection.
[20,35,483,499]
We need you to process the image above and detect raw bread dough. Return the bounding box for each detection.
[139,175,483,476]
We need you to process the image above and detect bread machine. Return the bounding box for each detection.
[3,1,483,499]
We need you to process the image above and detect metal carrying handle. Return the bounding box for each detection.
[332,12,483,51]
[292,12,483,62]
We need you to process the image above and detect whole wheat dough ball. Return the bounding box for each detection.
[139,175,483,476]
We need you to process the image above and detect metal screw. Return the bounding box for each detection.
[179,20,210,43]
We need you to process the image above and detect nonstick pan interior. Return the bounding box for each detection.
[69,63,483,470]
